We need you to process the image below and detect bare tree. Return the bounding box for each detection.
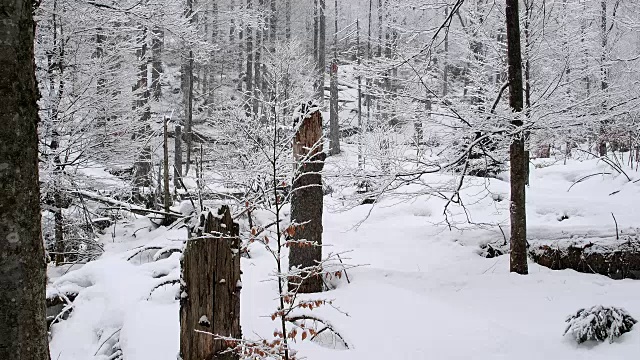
[505,0,528,275]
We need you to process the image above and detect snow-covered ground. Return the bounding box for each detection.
[48,156,640,359]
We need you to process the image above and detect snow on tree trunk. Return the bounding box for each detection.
[506,0,528,275]
[180,206,241,360]
[0,0,51,358]
[289,107,325,294]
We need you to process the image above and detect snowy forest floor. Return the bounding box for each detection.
[48,155,640,359]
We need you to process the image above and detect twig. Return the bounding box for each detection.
[336,254,351,284]
[611,212,619,240]
[93,328,122,356]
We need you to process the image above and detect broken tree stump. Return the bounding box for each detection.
[289,104,325,293]
[180,205,241,360]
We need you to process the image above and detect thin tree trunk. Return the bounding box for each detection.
[253,2,263,120]
[357,19,364,168]
[133,26,152,188]
[0,0,51,358]
[506,0,528,275]
[184,0,194,175]
[599,0,608,157]
[367,0,372,129]
[318,0,326,105]
[163,117,171,224]
[286,0,291,40]
[49,2,66,265]
[329,0,340,155]
[270,0,276,44]
[313,0,319,70]
[174,125,183,188]
[245,0,254,117]
[443,5,449,96]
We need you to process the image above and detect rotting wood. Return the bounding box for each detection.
[180,205,241,360]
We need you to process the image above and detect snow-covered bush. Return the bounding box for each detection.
[563,305,637,343]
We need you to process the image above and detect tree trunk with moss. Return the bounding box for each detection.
[0,1,51,358]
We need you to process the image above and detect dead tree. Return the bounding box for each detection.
[289,107,325,293]
[180,206,241,360]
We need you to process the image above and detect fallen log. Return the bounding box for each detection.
[529,236,640,279]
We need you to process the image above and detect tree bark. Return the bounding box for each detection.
[253,2,262,120]
[180,206,241,360]
[313,0,318,69]
[598,0,608,157]
[0,1,51,358]
[183,0,194,175]
[151,27,163,101]
[289,109,325,293]
[328,0,340,155]
[245,0,254,117]
[285,0,291,40]
[356,19,364,168]
[174,125,183,188]
[163,117,171,224]
[317,0,326,105]
[443,5,449,96]
[505,0,528,275]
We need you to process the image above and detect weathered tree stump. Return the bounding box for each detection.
[289,105,325,293]
[180,206,241,360]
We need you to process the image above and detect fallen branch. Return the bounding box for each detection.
[73,190,181,217]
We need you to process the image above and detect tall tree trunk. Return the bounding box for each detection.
[174,125,183,188]
[133,26,152,188]
[163,117,171,224]
[367,0,372,129]
[599,0,608,156]
[505,0,528,275]
[357,19,364,168]
[270,0,276,44]
[329,0,340,155]
[286,0,291,40]
[245,0,254,117]
[236,0,244,93]
[253,2,263,120]
[151,27,163,101]
[0,1,51,358]
[313,0,318,70]
[317,0,326,105]
[48,1,66,265]
[184,0,194,175]
[443,5,449,96]
[96,28,108,127]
